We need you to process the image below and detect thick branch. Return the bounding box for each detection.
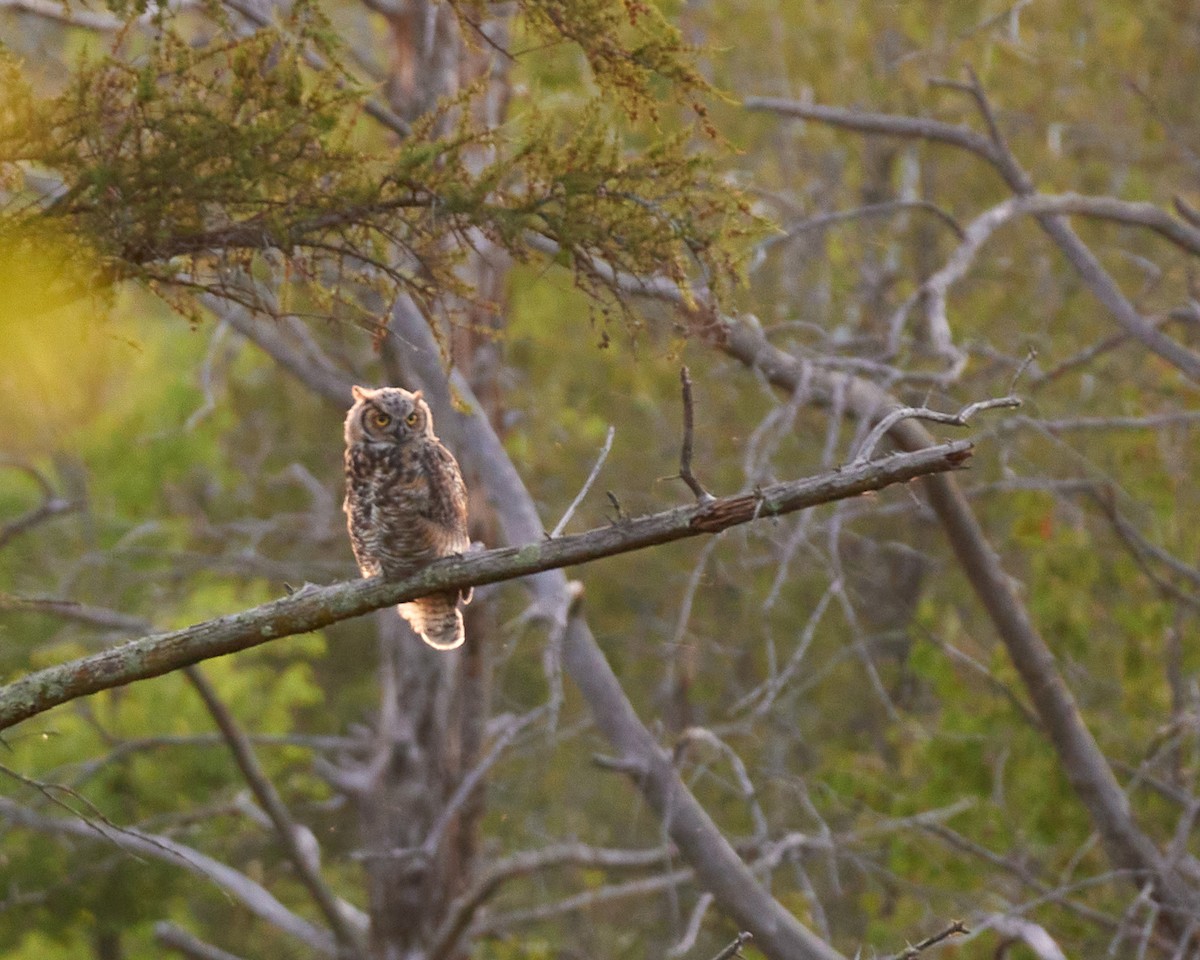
[0,443,970,732]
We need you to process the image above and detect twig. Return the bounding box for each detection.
[708,932,754,960]
[674,727,769,841]
[1009,348,1038,393]
[669,893,716,956]
[550,425,615,537]
[852,397,1020,464]
[677,367,715,502]
[886,920,968,960]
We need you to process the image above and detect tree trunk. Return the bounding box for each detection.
[358,7,513,956]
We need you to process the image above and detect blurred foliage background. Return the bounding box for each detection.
[2,2,1200,958]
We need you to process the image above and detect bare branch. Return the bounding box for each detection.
[472,864,698,935]
[550,425,616,537]
[853,396,1021,463]
[676,366,714,502]
[185,667,368,953]
[155,922,249,960]
[708,932,754,960]
[742,98,1002,164]
[885,920,968,960]
[0,442,970,733]
[0,798,337,954]
[0,595,151,633]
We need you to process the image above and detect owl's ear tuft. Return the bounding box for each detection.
[411,389,423,401]
[351,385,370,402]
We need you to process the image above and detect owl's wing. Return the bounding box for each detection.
[429,443,470,551]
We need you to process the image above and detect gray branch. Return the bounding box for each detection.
[185,667,369,955]
[747,94,1200,382]
[155,922,250,960]
[0,798,336,955]
[0,442,970,732]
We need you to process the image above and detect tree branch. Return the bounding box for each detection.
[748,94,1200,382]
[0,442,970,732]
[155,922,249,960]
[525,229,1200,926]
[352,302,856,960]
[0,798,336,955]
[184,667,368,955]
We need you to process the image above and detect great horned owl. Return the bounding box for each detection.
[343,385,470,650]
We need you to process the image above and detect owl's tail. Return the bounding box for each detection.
[399,594,465,651]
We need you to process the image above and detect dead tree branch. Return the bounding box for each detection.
[155,922,249,960]
[676,366,714,502]
[853,396,1021,463]
[886,920,968,960]
[184,667,369,954]
[0,442,971,732]
[708,932,754,960]
[0,798,337,955]
[745,95,1200,382]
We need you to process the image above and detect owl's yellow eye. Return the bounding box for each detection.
[405,412,419,426]
[371,411,392,428]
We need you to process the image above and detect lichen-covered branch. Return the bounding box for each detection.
[0,442,970,732]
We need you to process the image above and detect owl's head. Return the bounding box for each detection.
[344,385,436,447]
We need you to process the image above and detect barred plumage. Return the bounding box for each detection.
[343,385,470,650]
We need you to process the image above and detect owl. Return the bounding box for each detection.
[343,385,470,650]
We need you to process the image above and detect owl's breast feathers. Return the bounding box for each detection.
[344,440,469,581]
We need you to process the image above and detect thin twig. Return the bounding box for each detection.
[708,932,753,960]
[852,396,1020,464]
[886,920,969,960]
[677,367,714,502]
[550,425,616,537]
